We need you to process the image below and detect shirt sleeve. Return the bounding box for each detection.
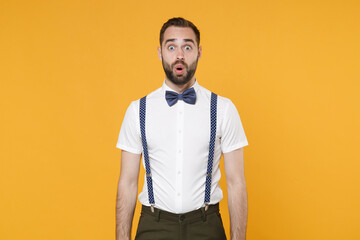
[220,99,248,153]
[116,101,143,154]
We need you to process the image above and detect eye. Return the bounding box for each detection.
[168,45,175,50]
[184,45,191,50]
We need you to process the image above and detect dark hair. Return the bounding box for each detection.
[160,17,200,46]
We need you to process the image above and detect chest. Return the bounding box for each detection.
[145,102,213,151]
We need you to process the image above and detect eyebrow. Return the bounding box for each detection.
[164,38,196,45]
[184,39,196,45]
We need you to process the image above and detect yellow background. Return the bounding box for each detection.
[1,0,359,239]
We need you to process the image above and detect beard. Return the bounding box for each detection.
[162,58,198,86]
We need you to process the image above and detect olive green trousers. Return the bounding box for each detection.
[135,203,227,240]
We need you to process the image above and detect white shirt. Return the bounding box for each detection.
[116,80,248,213]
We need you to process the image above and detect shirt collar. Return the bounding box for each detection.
[161,79,200,95]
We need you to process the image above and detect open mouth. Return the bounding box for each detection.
[174,64,185,75]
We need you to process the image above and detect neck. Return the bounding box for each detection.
[165,77,196,93]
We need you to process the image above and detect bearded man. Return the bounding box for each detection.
[116,17,248,240]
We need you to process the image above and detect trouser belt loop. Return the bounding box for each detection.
[154,208,160,222]
[201,207,207,222]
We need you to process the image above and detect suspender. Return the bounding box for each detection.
[204,92,218,209]
[139,96,155,212]
[139,93,218,212]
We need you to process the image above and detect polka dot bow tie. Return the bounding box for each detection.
[165,87,196,107]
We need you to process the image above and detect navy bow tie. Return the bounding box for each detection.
[165,87,196,107]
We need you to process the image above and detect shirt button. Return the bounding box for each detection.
[177,193,181,196]
[178,171,181,174]
[178,130,182,134]
[178,150,182,153]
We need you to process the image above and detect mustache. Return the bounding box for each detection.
[171,60,188,68]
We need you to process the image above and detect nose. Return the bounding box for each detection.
[176,48,184,60]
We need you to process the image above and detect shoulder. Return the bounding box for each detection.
[197,84,234,109]
[217,95,234,109]
[134,86,163,102]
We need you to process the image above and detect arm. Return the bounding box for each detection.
[223,148,248,240]
[116,150,141,240]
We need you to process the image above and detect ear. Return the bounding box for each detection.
[198,46,202,60]
[157,46,162,61]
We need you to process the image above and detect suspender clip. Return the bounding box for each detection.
[150,204,155,213]
[146,173,152,177]
[205,203,209,211]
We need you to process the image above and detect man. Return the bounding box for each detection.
[116,17,248,240]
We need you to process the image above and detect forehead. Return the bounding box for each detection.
[162,26,197,45]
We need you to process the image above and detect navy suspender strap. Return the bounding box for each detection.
[139,92,218,212]
[139,96,155,212]
[204,92,218,210]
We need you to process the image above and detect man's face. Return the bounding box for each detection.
[158,26,202,86]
